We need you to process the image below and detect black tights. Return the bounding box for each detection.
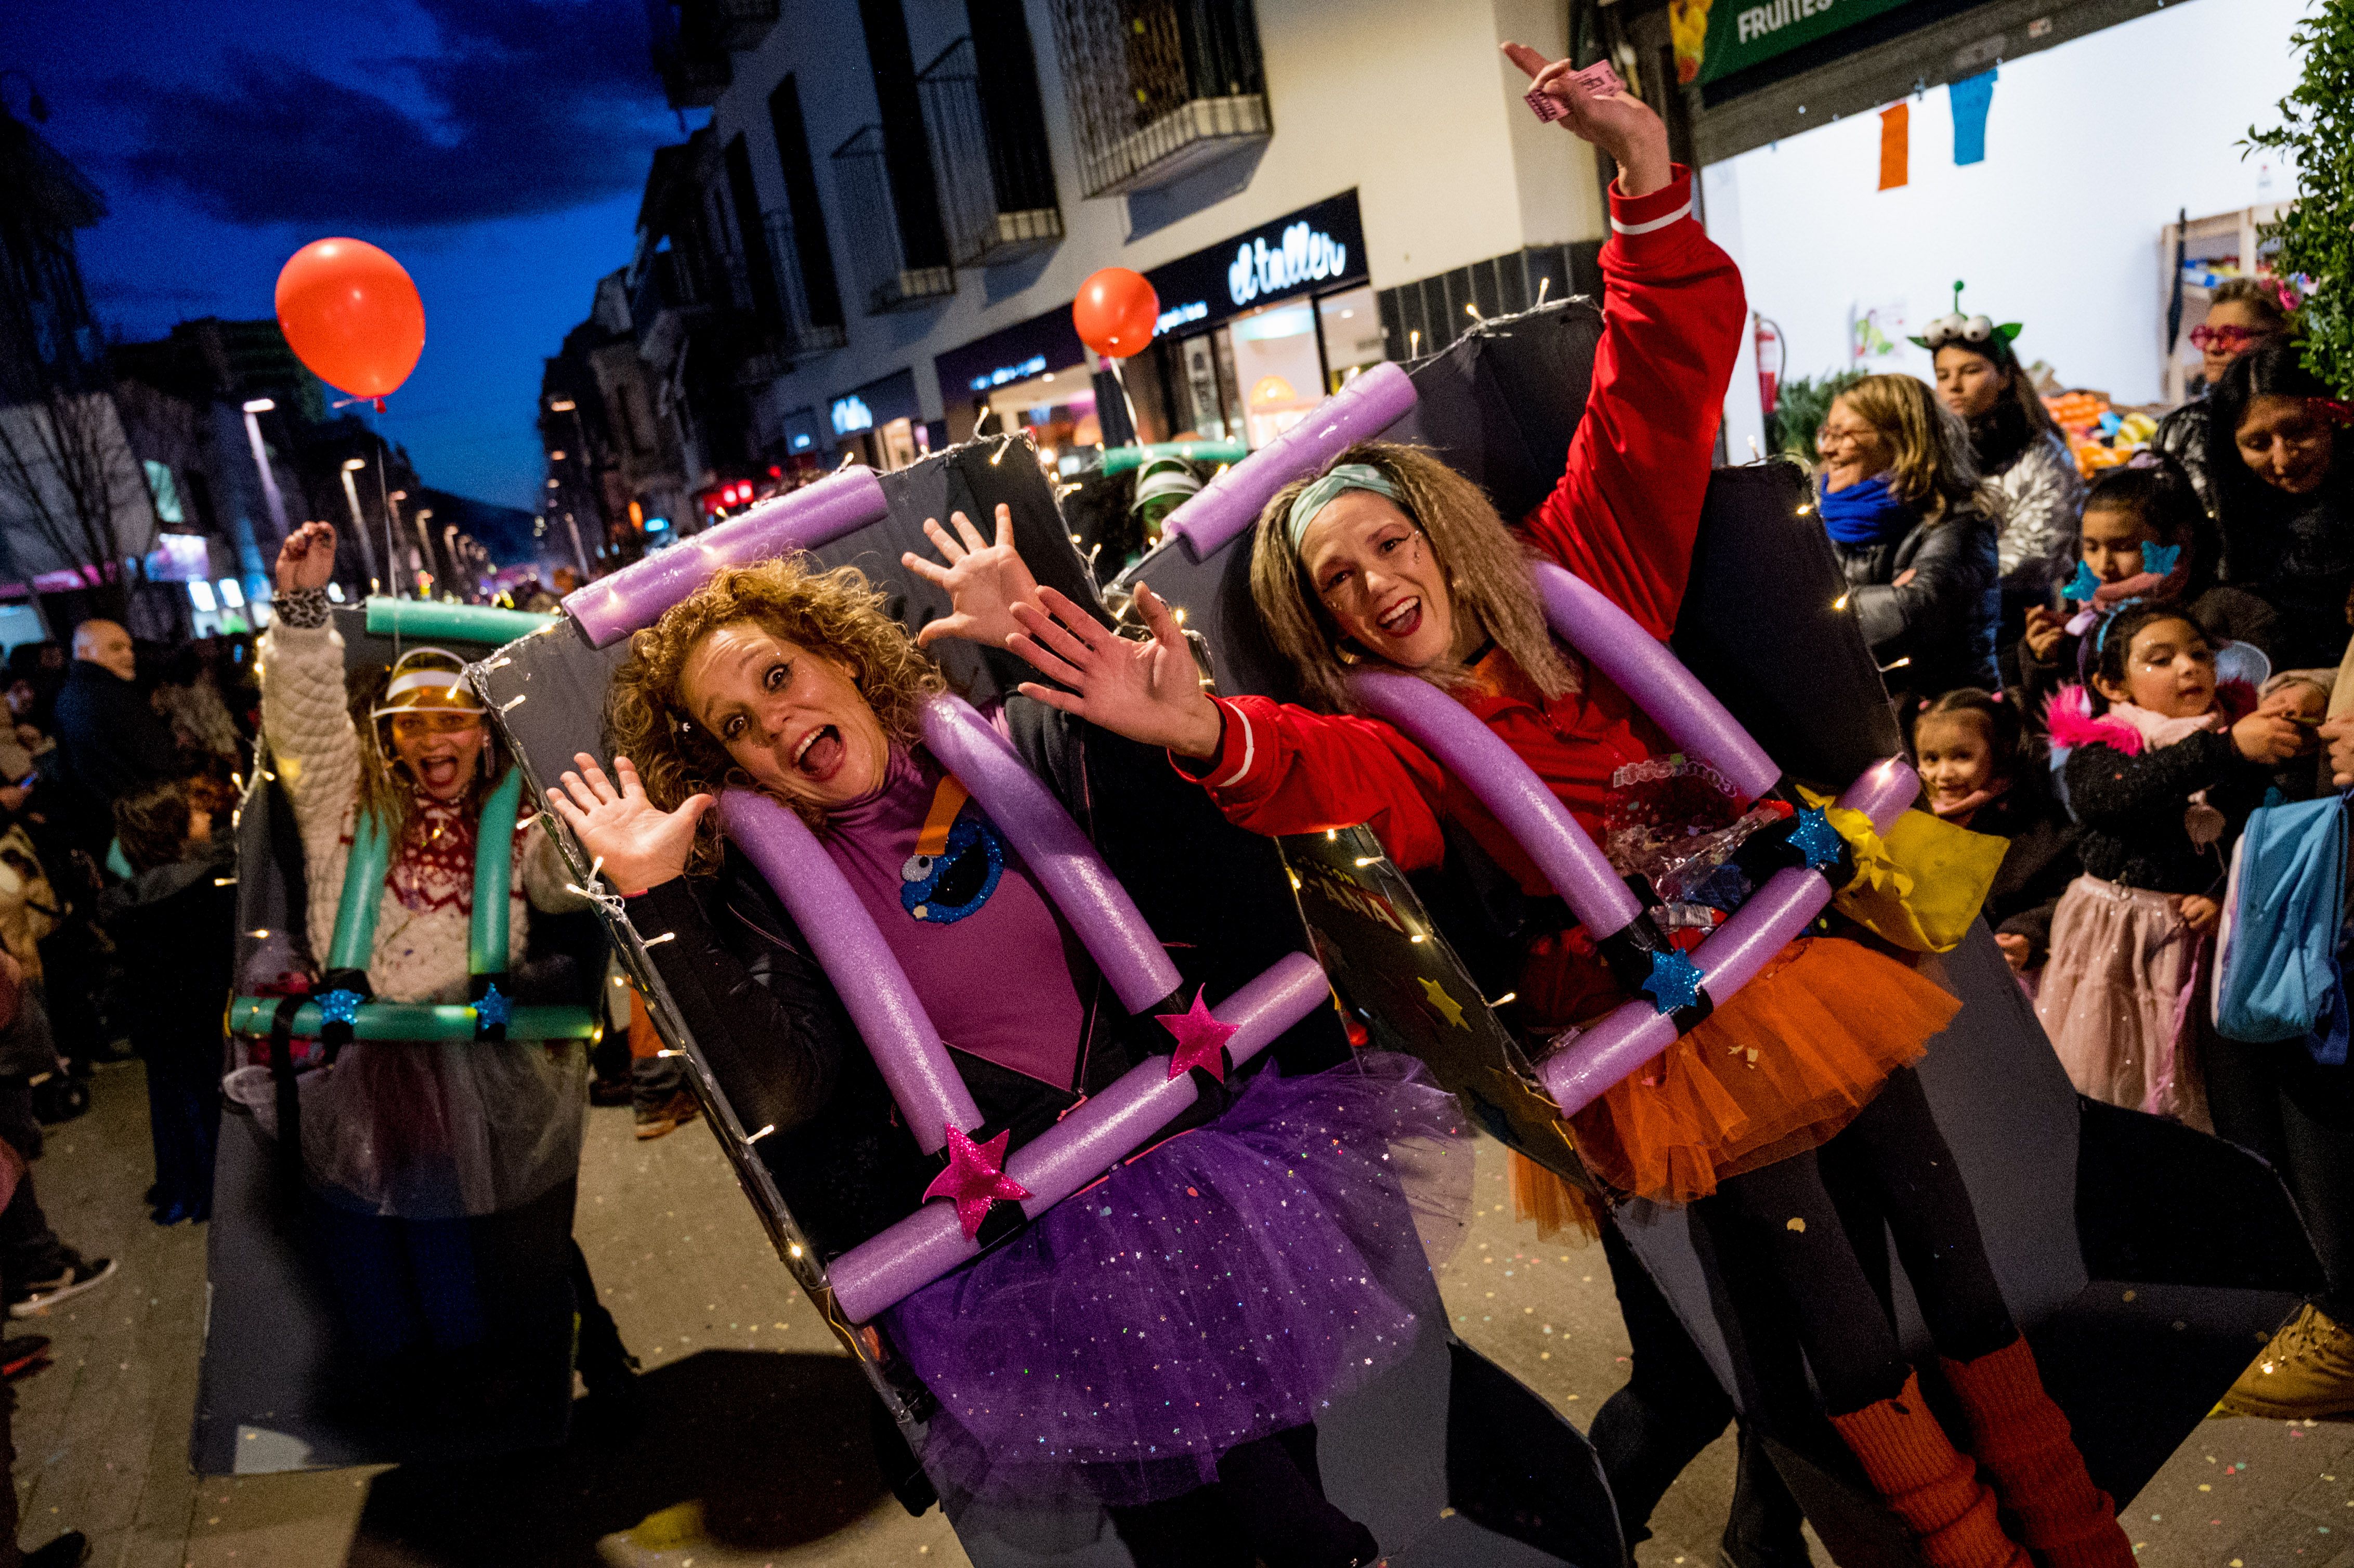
[1694,1067,2016,1416]
[1592,1221,1807,1552]
[1108,1425,1373,1568]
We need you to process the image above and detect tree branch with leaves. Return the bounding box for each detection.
[2251,0,2354,394]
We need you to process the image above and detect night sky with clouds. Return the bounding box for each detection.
[2,0,689,511]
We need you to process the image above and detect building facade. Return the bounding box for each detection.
[611,0,1618,498]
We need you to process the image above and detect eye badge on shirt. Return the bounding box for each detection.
[901,774,1004,924]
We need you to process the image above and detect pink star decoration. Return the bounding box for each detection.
[1157,987,1239,1082]
[923,1123,1031,1241]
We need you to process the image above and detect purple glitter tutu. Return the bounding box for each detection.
[884,1049,1472,1509]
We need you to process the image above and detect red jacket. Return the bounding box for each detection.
[1179,167,1747,895]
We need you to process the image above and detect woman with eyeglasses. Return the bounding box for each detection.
[1925,310,2084,634]
[1816,374,2003,710]
[2205,341,2354,671]
[2151,278,2292,512]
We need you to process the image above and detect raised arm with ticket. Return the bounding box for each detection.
[1526,60,1626,122]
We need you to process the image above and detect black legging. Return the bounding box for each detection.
[1592,1221,1806,1551]
[2205,1038,2354,1319]
[1694,1067,2016,1416]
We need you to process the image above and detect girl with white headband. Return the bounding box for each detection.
[1001,50,2134,1568]
[263,520,634,1427]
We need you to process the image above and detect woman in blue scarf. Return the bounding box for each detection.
[1817,374,2003,708]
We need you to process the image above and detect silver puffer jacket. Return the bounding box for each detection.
[1987,427,2085,589]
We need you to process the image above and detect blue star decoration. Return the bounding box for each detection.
[1787,806,1844,872]
[474,985,513,1029]
[2139,541,2182,577]
[1640,947,1706,1015]
[317,989,364,1026]
[2061,561,2103,604]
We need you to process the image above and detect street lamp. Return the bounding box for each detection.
[336,457,382,592]
[239,400,290,569]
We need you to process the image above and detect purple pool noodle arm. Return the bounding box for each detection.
[1159,362,1418,563]
[1350,670,1642,936]
[1531,563,1781,802]
[563,468,890,648]
[715,789,980,1153]
[1538,758,1924,1117]
[919,696,1183,1012]
[827,951,1330,1323]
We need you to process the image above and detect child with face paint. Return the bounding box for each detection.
[2019,452,2277,726]
[2037,604,2301,1125]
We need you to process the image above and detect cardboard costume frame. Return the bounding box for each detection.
[475,440,1632,1566]
[1117,298,2324,1565]
[197,603,607,1474]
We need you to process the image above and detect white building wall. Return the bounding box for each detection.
[1704,0,2306,440]
[708,0,1611,432]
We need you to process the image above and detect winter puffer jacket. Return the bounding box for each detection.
[1986,427,2085,591]
[1832,500,2002,707]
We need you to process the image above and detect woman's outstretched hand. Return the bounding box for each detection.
[1008,583,1224,760]
[545,752,709,896]
[904,503,1040,651]
[276,520,337,594]
[1501,41,1672,199]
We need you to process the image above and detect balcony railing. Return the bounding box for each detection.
[697,0,779,51]
[917,36,1064,267]
[829,126,957,314]
[1048,0,1271,199]
[626,249,703,334]
[647,0,779,107]
[762,210,850,357]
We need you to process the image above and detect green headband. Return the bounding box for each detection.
[1286,463,1398,548]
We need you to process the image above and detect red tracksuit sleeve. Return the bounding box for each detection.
[1173,695,1453,872]
[1520,166,1748,640]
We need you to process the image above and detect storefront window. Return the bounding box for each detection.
[1178,336,1230,441]
[878,418,919,471]
[1317,285,1385,391]
[982,363,1101,463]
[1228,301,1321,449]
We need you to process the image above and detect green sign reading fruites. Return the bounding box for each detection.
[1691,0,1919,86]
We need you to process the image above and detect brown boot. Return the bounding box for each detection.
[1940,1339,2134,1568]
[1828,1370,2030,1568]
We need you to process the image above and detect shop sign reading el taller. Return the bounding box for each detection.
[1675,0,1918,85]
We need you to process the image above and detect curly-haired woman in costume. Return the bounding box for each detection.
[552,534,1468,1568]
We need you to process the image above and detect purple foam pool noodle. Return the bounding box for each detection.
[920,696,1183,1013]
[1532,563,1781,802]
[716,789,980,1152]
[1538,759,1923,1117]
[827,950,1330,1322]
[1349,670,1642,936]
[1159,362,1418,562]
[564,468,890,648]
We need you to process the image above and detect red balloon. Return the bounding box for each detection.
[1073,267,1158,359]
[274,238,426,400]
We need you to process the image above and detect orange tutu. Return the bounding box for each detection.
[1548,936,1959,1207]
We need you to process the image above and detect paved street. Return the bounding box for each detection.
[9,1061,2345,1567]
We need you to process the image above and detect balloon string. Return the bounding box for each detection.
[1105,357,1141,445]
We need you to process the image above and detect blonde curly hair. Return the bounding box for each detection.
[607,555,946,872]
[1250,440,1576,714]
